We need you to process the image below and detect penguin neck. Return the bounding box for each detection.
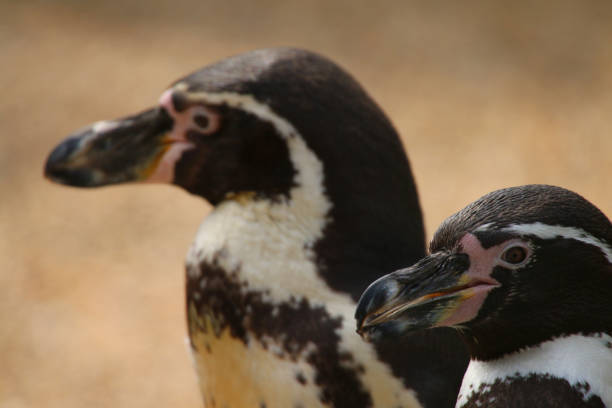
[187,183,346,307]
[457,333,612,408]
[187,122,357,303]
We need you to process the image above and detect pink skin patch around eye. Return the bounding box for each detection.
[144,89,220,183]
[146,142,194,183]
[436,233,506,327]
[158,89,221,138]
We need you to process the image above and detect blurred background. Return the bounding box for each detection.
[1,1,611,407]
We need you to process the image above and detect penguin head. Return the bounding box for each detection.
[356,185,612,359]
[44,47,410,206]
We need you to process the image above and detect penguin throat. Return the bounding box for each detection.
[457,333,612,408]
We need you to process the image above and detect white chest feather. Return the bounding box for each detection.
[457,333,612,407]
[185,181,421,408]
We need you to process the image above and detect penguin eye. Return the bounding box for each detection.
[501,246,527,264]
[193,113,209,129]
[188,105,220,134]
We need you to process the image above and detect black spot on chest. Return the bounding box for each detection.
[462,374,605,408]
[186,252,374,407]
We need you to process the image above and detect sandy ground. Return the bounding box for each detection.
[1,1,611,407]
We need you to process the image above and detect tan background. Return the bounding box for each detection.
[1,1,611,407]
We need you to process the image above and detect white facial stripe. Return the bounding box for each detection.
[472,222,494,233]
[181,91,296,138]
[183,91,420,407]
[457,333,612,407]
[502,222,612,263]
[91,120,121,134]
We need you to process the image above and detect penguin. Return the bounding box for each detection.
[356,184,612,407]
[45,47,468,408]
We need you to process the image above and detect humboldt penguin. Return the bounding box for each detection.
[357,184,612,407]
[46,47,468,407]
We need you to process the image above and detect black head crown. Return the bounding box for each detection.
[45,47,425,299]
[357,184,612,360]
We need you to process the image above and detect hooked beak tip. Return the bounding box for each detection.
[45,136,81,174]
[355,275,404,336]
[44,130,103,187]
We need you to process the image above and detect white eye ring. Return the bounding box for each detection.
[497,241,532,268]
[189,106,220,134]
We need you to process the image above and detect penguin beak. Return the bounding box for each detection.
[355,252,498,341]
[44,107,189,187]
